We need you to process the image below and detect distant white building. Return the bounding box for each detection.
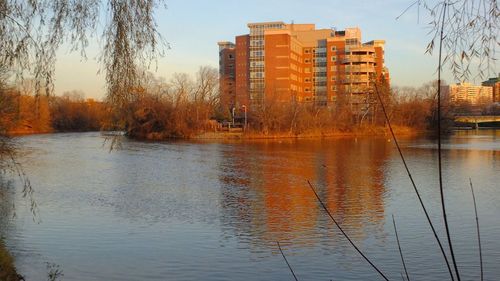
[447,82,493,106]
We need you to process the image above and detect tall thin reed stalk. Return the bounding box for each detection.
[392,215,410,281]
[469,178,483,281]
[374,83,454,280]
[307,180,390,281]
[276,241,299,281]
[436,2,461,280]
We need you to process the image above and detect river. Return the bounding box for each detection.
[1,130,499,280]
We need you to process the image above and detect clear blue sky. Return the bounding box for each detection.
[53,0,495,100]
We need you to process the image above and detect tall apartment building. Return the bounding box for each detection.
[218,21,389,110]
[447,82,494,105]
[482,75,500,103]
[217,41,236,110]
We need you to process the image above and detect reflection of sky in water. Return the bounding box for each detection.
[1,131,499,280]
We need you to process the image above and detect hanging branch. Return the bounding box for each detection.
[374,82,454,281]
[425,0,499,80]
[0,0,167,102]
[398,0,498,80]
[276,241,299,281]
[436,3,461,280]
[307,180,390,281]
[0,136,39,222]
[469,178,483,281]
[392,215,410,281]
[395,0,420,20]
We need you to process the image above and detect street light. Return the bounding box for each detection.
[241,105,247,131]
[232,107,235,127]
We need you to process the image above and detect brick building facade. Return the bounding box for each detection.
[218,21,389,111]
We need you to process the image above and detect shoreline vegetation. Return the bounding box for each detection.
[6,124,422,140]
[0,65,474,143]
[1,66,451,142]
[193,125,421,140]
[0,240,22,281]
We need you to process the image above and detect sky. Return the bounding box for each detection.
[53,0,498,100]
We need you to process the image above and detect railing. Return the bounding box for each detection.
[345,65,376,73]
[344,85,371,93]
[343,76,370,83]
[342,55,375,64]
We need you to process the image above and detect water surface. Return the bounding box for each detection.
[1,130,499,280]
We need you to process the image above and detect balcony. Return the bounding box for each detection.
[348,46,376,53]
[344,85,372,94]
[345,65,376,73]
[342,75,371,84]
[342,55,376,64]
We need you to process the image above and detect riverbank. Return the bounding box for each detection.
[6,129,53,137]
[0,240,21,281]
[5,125,423,141]
[194,125,422,140]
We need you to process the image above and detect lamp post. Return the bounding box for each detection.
[232,107,235,127]
[242,105,247,131]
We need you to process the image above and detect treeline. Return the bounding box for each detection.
[237,82,442,136]
[1,87,110,135]
[122,67,221,139]
[390,81,444,130]
[255,80,460,136]
[120,76,445,139]
[2,67,447,140]
[50,91,110,132]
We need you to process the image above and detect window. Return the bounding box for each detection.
[331,46,336,51]
[250,72,264,79]
[304,49,311,54]
[331,56,336,62]
[228,54,234,59]
[331,76,336,81]
[251,50,264,57]
[305,88,310,92]
[346,38,358,46]
[305,59,311,64]
[251,61,264,67]
[251,40,263,46]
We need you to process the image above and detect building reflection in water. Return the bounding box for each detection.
[218,138,391,250]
